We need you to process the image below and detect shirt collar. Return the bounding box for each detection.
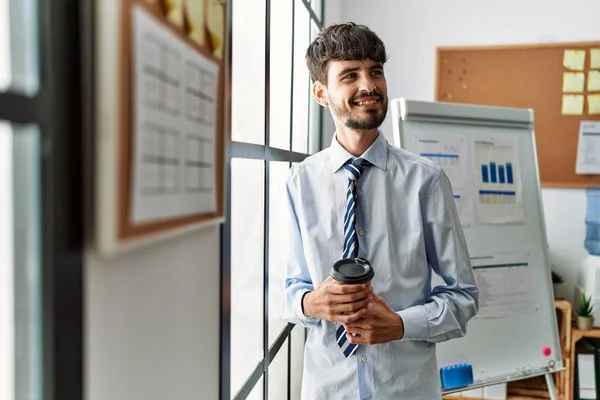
[329,130,388,173]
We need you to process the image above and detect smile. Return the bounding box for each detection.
[354,99,378,106]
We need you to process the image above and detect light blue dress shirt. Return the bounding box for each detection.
[282,132,479,400]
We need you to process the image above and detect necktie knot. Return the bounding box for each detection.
[343,158,369,182]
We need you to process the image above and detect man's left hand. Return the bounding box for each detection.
[343,293,404,345]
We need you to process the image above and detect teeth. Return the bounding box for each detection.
[356,100,377,106]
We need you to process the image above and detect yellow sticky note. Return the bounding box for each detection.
[588,70,600,92]
[563,72,585,92]
[591,49,600,69]
[588,94,600,115]
[563,49,586,71]
[163,0,185,27]
[186,0,206,46]
[562,94,584,115]
[205,0,224,59]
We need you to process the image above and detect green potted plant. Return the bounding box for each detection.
[577,292,595,330]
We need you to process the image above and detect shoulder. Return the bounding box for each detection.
[288,148,331,181]
[387,143,443,179]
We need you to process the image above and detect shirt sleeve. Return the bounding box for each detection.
[398,169,479,342]
[281,168,322,328]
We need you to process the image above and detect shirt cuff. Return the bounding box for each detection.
[397,306,428,341]
[294,289,321,324]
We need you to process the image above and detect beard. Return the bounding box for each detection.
[329,93,388,130]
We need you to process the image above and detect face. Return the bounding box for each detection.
[315,59,388,131]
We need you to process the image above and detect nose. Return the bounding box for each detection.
[358,73,377,93]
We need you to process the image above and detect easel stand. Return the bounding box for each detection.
[545,372,558,400]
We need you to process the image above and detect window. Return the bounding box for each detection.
[0,0,39,95]
[0,122,43,400]
[224,0,325,398]
[0,0,84,398]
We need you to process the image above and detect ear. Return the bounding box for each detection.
[312,80,329,108]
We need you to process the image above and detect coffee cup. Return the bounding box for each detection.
[330,257,374,285]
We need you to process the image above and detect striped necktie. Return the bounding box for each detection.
[336,158,368,358]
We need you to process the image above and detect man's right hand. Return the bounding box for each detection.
[303,276,374,324]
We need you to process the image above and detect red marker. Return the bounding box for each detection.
[543,346,551,356]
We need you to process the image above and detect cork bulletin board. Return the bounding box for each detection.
[436,42,600,188]
[95,0,228,256]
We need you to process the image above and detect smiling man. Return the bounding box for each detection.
[281,23,479,399]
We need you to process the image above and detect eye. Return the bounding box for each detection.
[371,69,383,76]
[343,72,357,80]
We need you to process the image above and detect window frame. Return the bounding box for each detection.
[0,0,85,399]
[221,0,325,399]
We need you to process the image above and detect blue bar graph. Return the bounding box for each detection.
[481,161,514,185]
[481,165,489,183]
[490,162,497,183]
[506,163,514,184]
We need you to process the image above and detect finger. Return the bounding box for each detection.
[332,296,373,314]
[328,282,370,295]
[333,288,373,304]
[344,319,371,330]
[335,308,367,324]
[346,331,369,345]
[344,324,366,335]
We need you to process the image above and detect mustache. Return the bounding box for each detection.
[351,91,382,102]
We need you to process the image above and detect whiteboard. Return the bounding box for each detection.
[390,98,562,391]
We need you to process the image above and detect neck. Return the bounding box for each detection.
[335,125,379,157]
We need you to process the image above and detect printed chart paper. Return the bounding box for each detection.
[576,121,600,174]
[474,136,524,224]
[131,6,219,223]
[415,133,475,226]
[471,251,537,320]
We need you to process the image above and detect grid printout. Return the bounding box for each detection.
[131,5,219,223]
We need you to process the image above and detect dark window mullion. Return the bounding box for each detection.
[0,92,49,125]
[305,12,311,154]
[220,0,234,398]
[288,0,296,151]
[230,142,308,163]
[287,332,292,400]
[235,359,266,400]
[263,0,271,399]
[300,0,323,29]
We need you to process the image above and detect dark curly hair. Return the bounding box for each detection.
[305,22,388,85]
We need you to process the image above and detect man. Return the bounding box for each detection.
[282,22,479,399]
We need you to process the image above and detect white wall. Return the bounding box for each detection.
[85,227,220,400]
[325,0,600,303]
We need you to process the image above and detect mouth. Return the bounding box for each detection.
[354,99,378,106]
[352,97,380,109]
[351,94,381,108]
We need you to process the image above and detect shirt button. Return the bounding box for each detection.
[361,355,368,362]
[359,229,365,236]
[357,189,363,196]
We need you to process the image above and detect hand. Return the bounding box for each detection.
[343,293,404,345]
[303,276,374,324]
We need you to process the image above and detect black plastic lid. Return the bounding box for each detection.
[330,257,374,284]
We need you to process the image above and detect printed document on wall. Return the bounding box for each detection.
[415,133,475,226]
[576,121,600,174]
[471,251,537,320]
[474,136,524,224]
[131,6,219,223]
